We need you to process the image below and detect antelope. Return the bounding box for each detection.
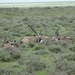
[51,35,60,41]
[20,34,48,44]
[51,36,72,42]
[59,36,72,42]
[40,34,49,39]
[2,43,14,48]
[20,22,49,44]
[51,29,72,42]
[51,29,60,41]
[54,29,59,36]
[2,40,16,48]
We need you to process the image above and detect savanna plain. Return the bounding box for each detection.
[0,2,75,75]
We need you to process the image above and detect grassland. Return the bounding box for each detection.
[0,2,75,8]
[0,2,75,75]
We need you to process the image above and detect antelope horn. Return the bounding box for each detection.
[26,23,39,37]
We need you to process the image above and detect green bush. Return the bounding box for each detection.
[15,70,35,75]
[0,67,15,75]
[18,54,46,72]
[0,67,34,75]
[28,42,35,48]
[26,61,46,73]
[0,67,9,75]
[3,27,9,31]
[62,53,75,61]
[69,45,75,52]
[0,66,36,75]
[58,40,68,48]
[5,47,21,60]
[0,48,11,62]
[34,44,45,50]
[0,47,21,62]
[48,45,61,53]
[32,50,50,55]
[47,58,75,75]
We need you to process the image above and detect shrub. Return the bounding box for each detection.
[61,53,75,61]
[48,45,61,53]
[12,63,20,68]
[0,67,15,75]
[26,61,46,73]
[58,40,68,48]
[32,50,50,55]
[34,44,45,50]
[5,47,21,60]
[12,33,21,37]
[18,54,46,72]
[47,58,75,75]
[0,66,36,75]
[3,27,9,31]
[23,71,35,75]
[69,45,75,52]
[0,47,21,62]
[15,70,35,75]
[28,42,35,48]
[0,48,11,62]
[0,67,9,75]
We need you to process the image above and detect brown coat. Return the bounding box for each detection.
[20,35,49,43]
[51,36,72,42]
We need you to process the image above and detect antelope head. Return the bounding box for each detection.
[2,40,16,48]
[54,29,60,36]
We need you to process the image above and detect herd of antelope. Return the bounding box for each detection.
[0,23,72,48]
[0,29,72,48]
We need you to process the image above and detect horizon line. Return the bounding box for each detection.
[0,1,75,3]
